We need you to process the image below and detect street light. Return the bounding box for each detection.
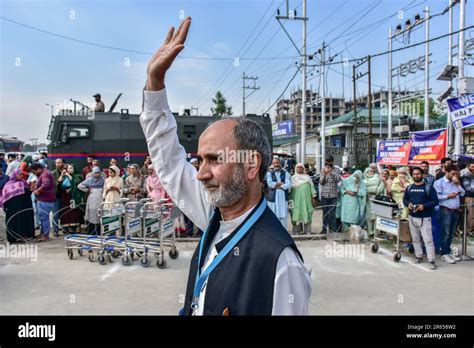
[45,103,58,116]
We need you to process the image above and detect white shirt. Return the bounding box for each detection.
[5,160,20,177]
[140,88,312,315]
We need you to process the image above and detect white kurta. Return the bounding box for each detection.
[140,88,312,315]
[266,170,291,229]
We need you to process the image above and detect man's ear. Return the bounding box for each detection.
[247,151,261,181]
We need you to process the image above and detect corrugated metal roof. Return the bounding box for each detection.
[273,135,300,146]
[325,107,444,128]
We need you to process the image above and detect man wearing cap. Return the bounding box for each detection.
[93,93,105,112]
[190,157,200,171]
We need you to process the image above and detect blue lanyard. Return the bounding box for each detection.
[191,198,267,311]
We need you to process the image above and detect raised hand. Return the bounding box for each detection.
[146,17,192,91]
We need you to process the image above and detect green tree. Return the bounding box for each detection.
[211,91,233,117]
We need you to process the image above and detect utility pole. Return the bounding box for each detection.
[276,0,308,163]
[353,57,371,165]
[242,71,259,116]
[367,55,373,163]
[388,28,393,139]
[352,64,358,166]
[389,11,431,136]
[29,138,38,151]
[447,0,454,148]
[320,43,326,172]
[302,0,307,164]
[424,6,430,130]
[454,0,466,156]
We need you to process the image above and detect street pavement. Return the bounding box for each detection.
[0,210,473,315]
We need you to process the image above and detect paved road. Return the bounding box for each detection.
[0,229,472,315]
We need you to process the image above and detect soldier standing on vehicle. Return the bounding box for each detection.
[93,93,105,112]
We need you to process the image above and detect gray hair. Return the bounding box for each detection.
[232,117,271,182]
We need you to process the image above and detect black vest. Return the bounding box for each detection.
[267,170,289,202]
[182,196,302,315]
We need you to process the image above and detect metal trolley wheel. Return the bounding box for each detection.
[156,257,167,269]
[88,252,95,262]
[169,247,179,260]
[98,252,107,265]
[392,252,402,262]
[140,256,151,268]
[121,253,133,266]
[67,249,74,260]
[77,249,83,257]
[370,243,379,253]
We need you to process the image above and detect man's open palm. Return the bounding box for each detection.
[146,17,191,91]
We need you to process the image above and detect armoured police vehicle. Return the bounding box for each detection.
[47,94,273,170]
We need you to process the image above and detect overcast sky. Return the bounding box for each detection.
[1,0,473,143]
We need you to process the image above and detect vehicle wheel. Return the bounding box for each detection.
[67,249,73,260]
[111,251,120,258]
[77,249,83,256]
[121,254,132,266]
[140,256,151,268]
[393,252,401,262]
[98,254,107,265]
[156,259,167,269]
[88,253,95,262]
[370,243,379,253]
[169,247,179,260]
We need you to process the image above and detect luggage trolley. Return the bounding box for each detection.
[120,199,150,266]
[140,201,180,269]
[370,197,404,262]
[94,200,129,265]
[64,198,131,262]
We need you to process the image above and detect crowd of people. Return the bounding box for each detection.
[1,150,472,269]
[0,152,190,243]
[265,154,473,269]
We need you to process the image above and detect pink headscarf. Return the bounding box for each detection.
[146,165,167,202]
[2,168,29,205]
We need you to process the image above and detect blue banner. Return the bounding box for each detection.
[272,120,294,137]
[376,140,411,165]
[447,94,474,130]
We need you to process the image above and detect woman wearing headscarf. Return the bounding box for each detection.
[78,166,105,235]
[0,166,10,209]
[391,166,413,220]
[363,162,378,177]
[123,163,146,201]
[146,164,167,203]
[339,170,366,231]
[19,155,33,177]
[57,164,84,233]
[2,169,35,242]
[290,163,317,234]
[103,165,124,208]
[364,165,385,237]
[380,169,392,196]
[26,169,40,229]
